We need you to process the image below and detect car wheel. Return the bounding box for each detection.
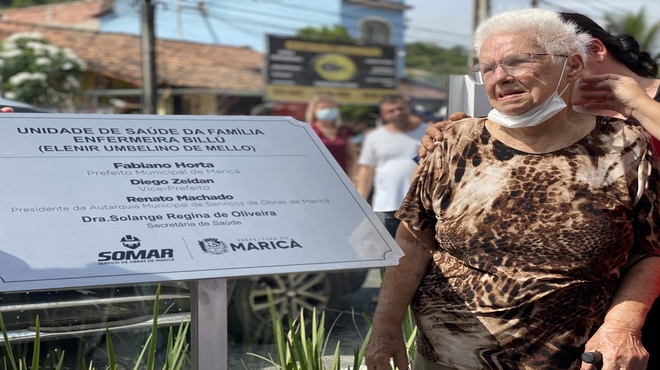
[228,272,344,343]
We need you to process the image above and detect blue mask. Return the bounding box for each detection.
[315,108,339,123]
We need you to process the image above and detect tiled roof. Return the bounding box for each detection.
[400,78,447,101]
[0,21,265,93]
[0,0,113,27]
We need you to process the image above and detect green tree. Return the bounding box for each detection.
[2,0,72,8]
[295,24,354,43]
[405,42,468,87]
[603,7,660,60]
[0,32,86,106]
[406,42,468,75]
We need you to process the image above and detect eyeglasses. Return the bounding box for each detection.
[469,52,568,85]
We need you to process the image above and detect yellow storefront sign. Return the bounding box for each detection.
[266,85,397,105]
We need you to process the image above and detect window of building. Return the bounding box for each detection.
[360,18,392,45]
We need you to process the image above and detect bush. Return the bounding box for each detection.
[0,32,85,107]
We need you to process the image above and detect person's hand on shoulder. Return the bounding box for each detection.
[580,320,648,370]
[419,112,471,158]
[575,74,650,119]
[0,107,14,113]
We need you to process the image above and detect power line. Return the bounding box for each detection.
[540,0,660,24]
[178,4,470,47]
[201,0,471,44]
[579,0,660,21]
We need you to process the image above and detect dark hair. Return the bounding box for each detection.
[379,94,406,107]
[560,12,658,77]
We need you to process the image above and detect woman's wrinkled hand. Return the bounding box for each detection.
[365,325,410,370]
[580,321,648,370]
[419,112,470,158]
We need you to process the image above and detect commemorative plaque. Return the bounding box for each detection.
[0,114,403,292]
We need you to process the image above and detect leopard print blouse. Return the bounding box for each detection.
[395,116,660,370]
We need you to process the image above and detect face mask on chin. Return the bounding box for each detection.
[488,59,571,129]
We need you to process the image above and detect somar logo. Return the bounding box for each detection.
[120,235,141,249]
[97,235,174,264]
[199,238,229,255]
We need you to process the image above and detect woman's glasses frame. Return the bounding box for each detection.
[469,52,568,85]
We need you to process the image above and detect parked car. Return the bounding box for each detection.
[0,283,190,344]
[0,270,368,346]
[227,270,368,342]
[0,97,48,113]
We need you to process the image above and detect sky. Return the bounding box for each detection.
[404,0,660,52]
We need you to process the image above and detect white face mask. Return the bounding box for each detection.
[315,107,339,123]
[487,59,571,129]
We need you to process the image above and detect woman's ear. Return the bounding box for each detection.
[588,39,607,62]
[566,53,585,82]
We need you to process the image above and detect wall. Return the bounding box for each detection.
[340,1,406,77]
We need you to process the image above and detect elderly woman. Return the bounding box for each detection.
[365,8,660,370]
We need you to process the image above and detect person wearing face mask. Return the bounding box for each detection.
[419,13,660,156]
[365,8,660,370]
[416,13,660,369]
[304,94,357,181]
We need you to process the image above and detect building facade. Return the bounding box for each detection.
[3,0,409,76]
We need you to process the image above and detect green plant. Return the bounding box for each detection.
[0,314,66,370]
[121,284,190,370]
[401,306,417,363]
[0,284,190,370]
[246,286,416,370]
[350,313,371,370]
[245,288,346,369]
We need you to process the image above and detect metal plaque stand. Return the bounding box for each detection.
[0,114,406,369]
[191,278,228,370]
[447,75,491,117]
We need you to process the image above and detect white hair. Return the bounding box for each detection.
[474,8,591,62]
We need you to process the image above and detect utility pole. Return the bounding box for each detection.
[141,0,157,114]
[175,0,182,39]
[468,0,490,69]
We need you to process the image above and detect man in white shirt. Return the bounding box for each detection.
[356,95,427,237]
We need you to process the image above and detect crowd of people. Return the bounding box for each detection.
[4,7,660,370]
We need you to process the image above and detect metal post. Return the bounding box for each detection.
[140,0,157,114]
[468,0,490,69]
[190,278,228,370]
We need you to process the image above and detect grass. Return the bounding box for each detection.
[0,284,191,370]
[1,282,416,370]
[246,288,416,370]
